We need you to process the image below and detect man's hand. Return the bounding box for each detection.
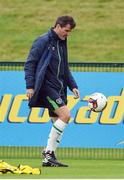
[26,88,34,100]
[72,88,80,99]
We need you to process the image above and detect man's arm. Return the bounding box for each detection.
[24,36,48,100]
[24,38,44,88]
[72,88,80,99]
[24,36,48,91]
[24,44,39,99]
[66,66,80,99]
[26,88,34,100]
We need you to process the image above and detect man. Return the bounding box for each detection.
[24,15,80,167]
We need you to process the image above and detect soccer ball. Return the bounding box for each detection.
[88,92,107,112]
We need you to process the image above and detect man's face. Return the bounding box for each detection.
[55,24,72,40]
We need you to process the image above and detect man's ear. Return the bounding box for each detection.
[56,24,61,29]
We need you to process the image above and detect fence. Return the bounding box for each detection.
[0,61,124,72]
[0,146,124,160]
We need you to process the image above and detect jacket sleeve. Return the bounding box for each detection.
[24,37,47,89]
[66,65,78,91]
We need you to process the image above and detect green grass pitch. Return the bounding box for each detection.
[0,158,124,179]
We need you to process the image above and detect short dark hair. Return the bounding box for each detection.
[54,16,76,29]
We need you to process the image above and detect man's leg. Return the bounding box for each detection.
[51,117,64,151]
[45,105,70,151]
[42,105,70,167]
[42,117,63,162]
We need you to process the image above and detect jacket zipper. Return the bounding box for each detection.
[57,40,63,95]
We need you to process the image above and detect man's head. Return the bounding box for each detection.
[53,16,76,40]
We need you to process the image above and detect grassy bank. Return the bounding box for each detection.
[0,0,124,62]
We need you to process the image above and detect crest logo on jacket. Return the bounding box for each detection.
[56,97,62,104]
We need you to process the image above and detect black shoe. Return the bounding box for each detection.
[42,150,68,167]
[42,150,57,160]
[42,161,52,167]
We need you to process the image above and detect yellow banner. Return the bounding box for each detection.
[0,88,124,124]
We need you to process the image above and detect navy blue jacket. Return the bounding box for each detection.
[24,28,78,107]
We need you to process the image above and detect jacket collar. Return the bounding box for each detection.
[48,28,66,42]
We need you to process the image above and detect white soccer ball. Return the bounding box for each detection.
[88,92,107,112]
